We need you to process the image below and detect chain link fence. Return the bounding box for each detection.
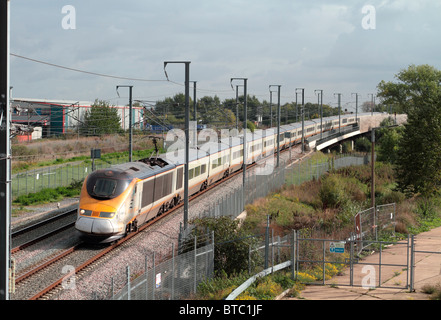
[12,157,132,199]
[111,235,214,300]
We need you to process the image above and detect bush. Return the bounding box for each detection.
[189,216,260,275]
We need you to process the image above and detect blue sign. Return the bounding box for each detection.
[330,242,345,253]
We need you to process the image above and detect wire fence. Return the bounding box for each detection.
[12,156,140,199]
[354,203,396,254]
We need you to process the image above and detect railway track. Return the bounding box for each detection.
[12,209,77,253]
[12,146,303,300]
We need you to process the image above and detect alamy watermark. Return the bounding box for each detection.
[61,5,76,30]
[362,5,376,30]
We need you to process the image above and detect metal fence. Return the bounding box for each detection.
[112,239,214,300]
[190,153,371,225]
[354,203,396,254]
[12,157,130,199]
[294,232,412,290]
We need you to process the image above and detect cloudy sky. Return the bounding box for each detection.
[8,0,441,110]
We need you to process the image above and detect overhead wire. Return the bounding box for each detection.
[11,53,167,83]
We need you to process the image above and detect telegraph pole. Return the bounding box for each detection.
[116,85,133,162]
[164,61,191,229]
[1,0,10,300]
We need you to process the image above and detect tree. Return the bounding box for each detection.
[376,117,403,164]
[377,65,441,195]
[81,99,122,136]
[377,64,441,114]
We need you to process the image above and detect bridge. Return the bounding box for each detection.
[307,113,407,151]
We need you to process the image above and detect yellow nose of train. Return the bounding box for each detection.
[75,168,134,242]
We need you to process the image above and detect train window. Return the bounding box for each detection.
[343,119,347,124]
[212,159,218,169]
[176,167,183,190]
[195,166,201,177]
[189,168,194,180]
[142,179,155,207]
[201,164,206,174]
[93,179,117,197]
[153,175,164,202]
[163,172,173,196]
[86,175,131,200]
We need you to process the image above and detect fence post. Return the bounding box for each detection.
[322,239,326,285]
[265,215,270,270]
[152,252,156,300]
[145,255,149,300]
[291,230,296,280]
[350,233,354,286]
[126,265,131,300]
[111,277,114,300]
[171,243,175,300]
[194,235,197,294]
[410,234,415,292]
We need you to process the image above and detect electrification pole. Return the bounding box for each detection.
[0,0,10,300]
[270,85,281,167]
[116,85,133,162]
[231,78,247,188]
[235,85,243,131]
[334,93,342,133]
[352,93,360,125]
[191,81,197,147]
[164,61,191,230]
[296,88,304,153]
[315,90,323,139]
[368,93,375,116]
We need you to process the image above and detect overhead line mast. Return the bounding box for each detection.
[1,0,11,301]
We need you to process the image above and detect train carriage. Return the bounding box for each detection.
[75,112,387,243]
[204,141,231,185]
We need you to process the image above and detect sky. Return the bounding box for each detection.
[8,0,441,111]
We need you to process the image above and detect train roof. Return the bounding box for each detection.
[106,160,176,180]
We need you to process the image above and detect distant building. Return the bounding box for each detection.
[11,98,144,141]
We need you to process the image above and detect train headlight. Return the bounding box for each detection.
[99,211,116,218]
[80,209,92,216]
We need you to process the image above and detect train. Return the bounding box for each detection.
[75,112,377,243]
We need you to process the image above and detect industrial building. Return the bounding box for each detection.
[10,98,145,141]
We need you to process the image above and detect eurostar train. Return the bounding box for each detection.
[75,112,375,243]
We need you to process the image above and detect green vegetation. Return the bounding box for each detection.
[194,157,441,299]
[81,99,123,136]
[13,180,83,206]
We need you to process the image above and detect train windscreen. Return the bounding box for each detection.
[86,175,131,199]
